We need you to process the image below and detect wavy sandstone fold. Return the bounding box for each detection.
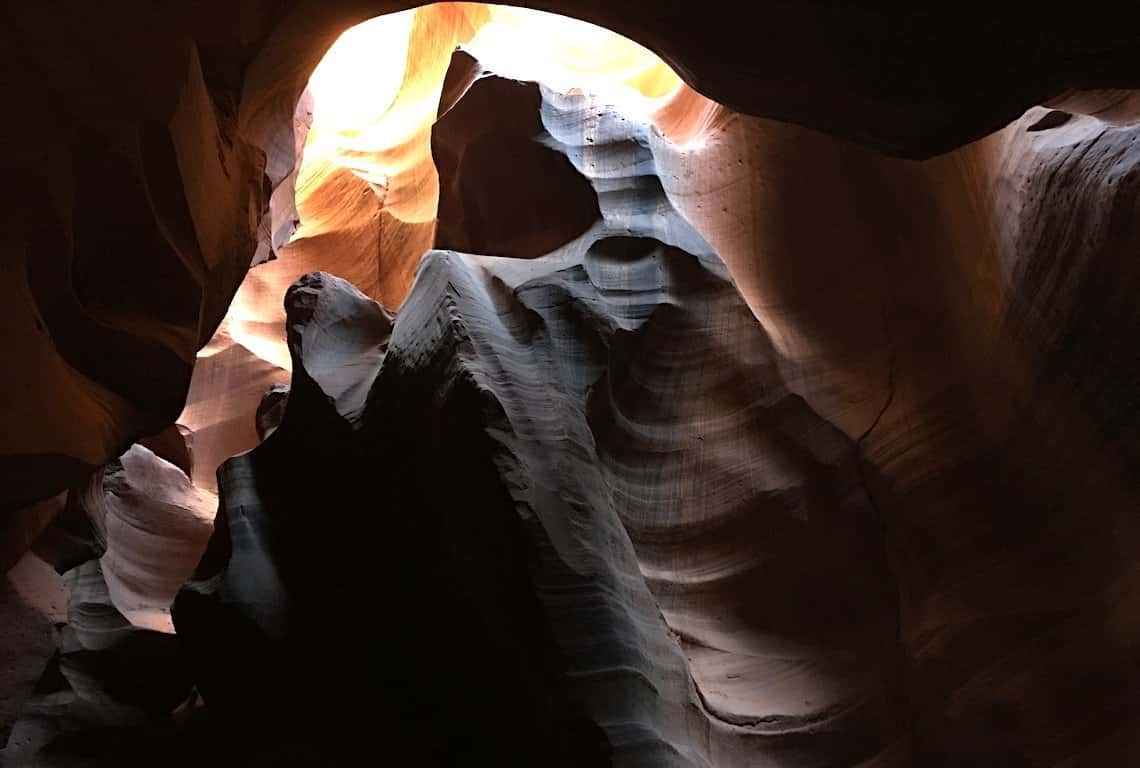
[173,76,903,767]
[3,5,1140,768]
[4,437,212,764]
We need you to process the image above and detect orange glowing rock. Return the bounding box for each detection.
[179,4,690,490]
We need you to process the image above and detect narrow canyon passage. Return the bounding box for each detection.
[2,3,1139,767]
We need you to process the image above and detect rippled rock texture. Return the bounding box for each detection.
[172,75,903,767]
[3,436,215,765]
[163,57,1140,765]
[3,3,1140,767]
[3,1,1139,510]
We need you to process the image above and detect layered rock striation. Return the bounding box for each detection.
[2,4,1139,767]
[174,75,904,767]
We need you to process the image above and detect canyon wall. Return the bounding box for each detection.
[171,69,1140,766]
[2,2,1139,766]
[3,1,1139,510]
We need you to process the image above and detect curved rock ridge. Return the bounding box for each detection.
[0,26,267,510]
[173,77,902,767]
[2,558,196,765]
[168,65,1140,766]
[3,440,211,764]
[284,272,395,424]
[1,6,1139,767]
[172,11,679,494]
[78,444,216,633]
[5,0,1140,515]
[432,74,603,259]
[883,107,1140,767]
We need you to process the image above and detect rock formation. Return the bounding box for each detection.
[3,437,214,765]
[172,77,906,766]
[2,3,1140,767]
[3,2,1139,510]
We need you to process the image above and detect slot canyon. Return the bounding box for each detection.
[1,3,1139,766]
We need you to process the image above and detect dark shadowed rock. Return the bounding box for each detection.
[174,78,903,767]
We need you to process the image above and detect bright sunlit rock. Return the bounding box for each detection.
[295,3,683,233]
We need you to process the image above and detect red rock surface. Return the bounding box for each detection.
[1,3,1139,766]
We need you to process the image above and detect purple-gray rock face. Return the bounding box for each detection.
[172,77,903,767]
[166,67,1140,767]
[3,440,213,766]
[2,5,1140,768]
[2,1,1139,515]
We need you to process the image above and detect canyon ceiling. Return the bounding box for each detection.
[1,2,1139,766]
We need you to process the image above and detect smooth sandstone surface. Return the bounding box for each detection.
[2,442,211,764]
[172,71,1140,766]
[2,1,1138,507]
[0,3,1138,766]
